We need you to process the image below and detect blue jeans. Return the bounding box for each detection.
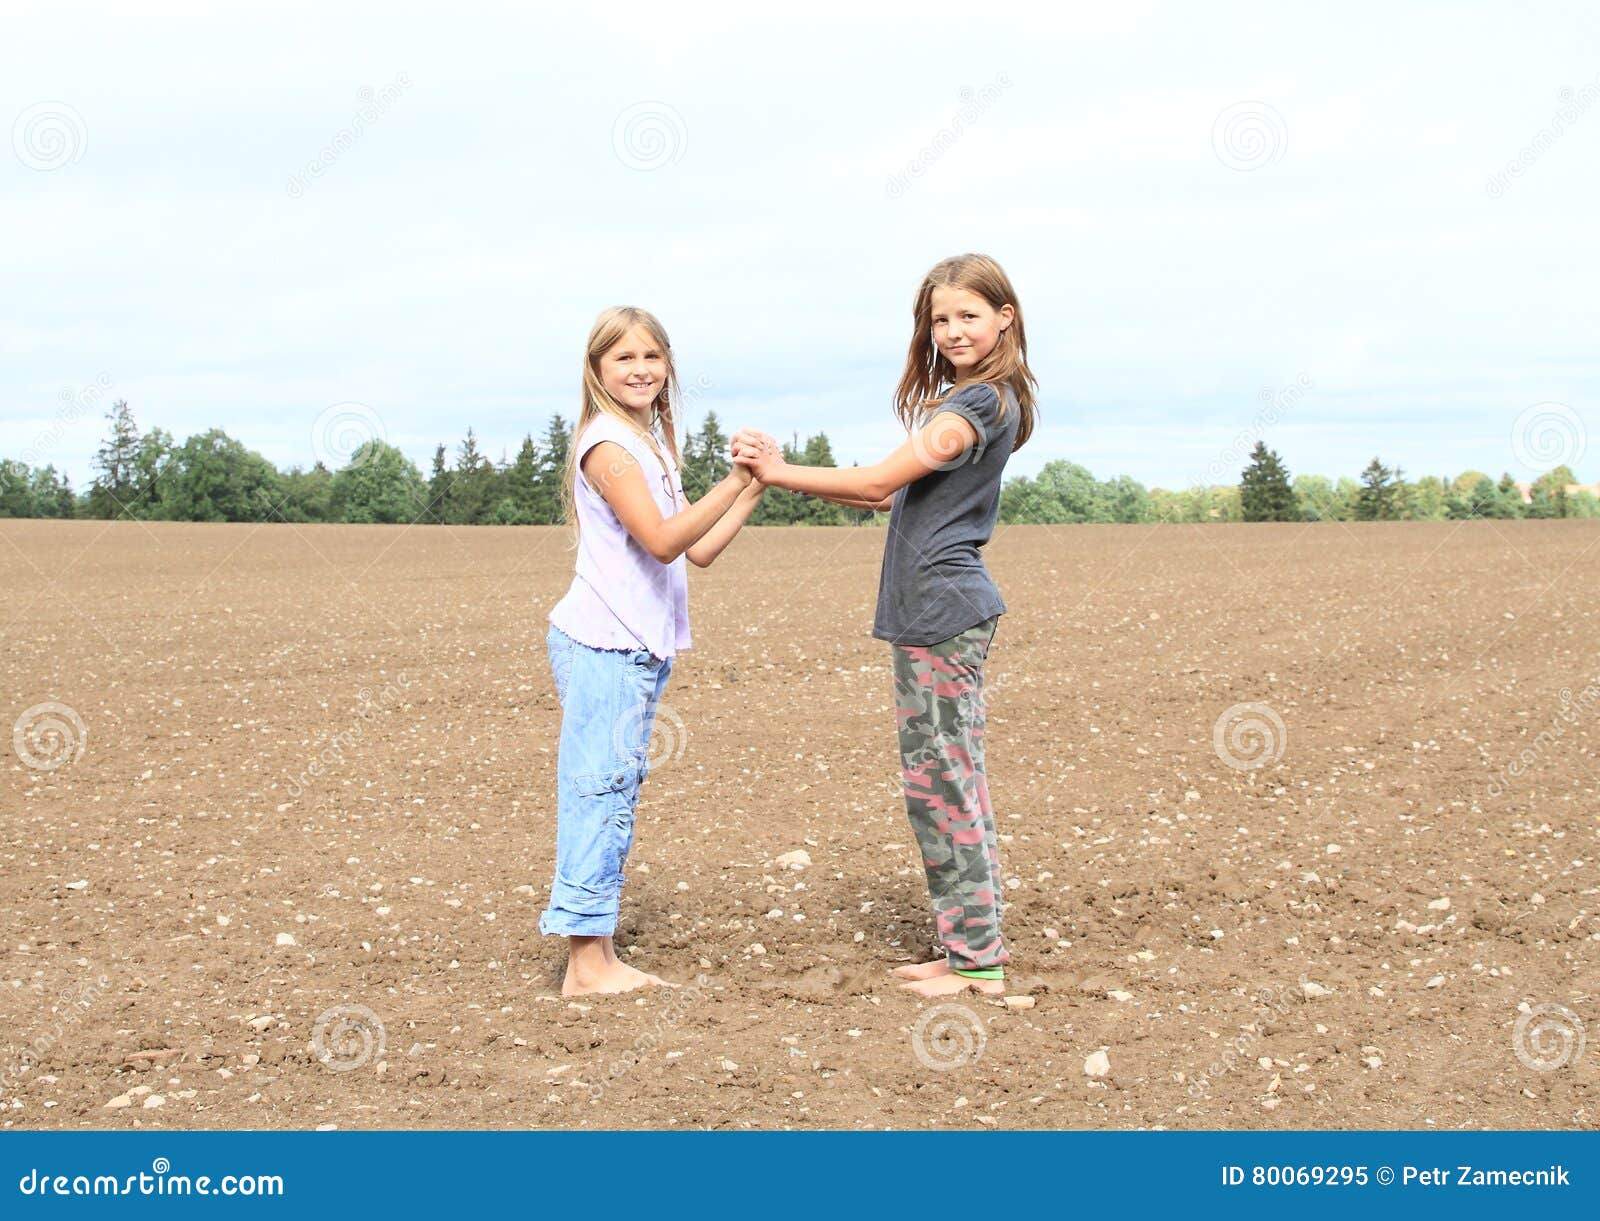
[540,623,673,937]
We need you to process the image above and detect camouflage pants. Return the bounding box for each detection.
[891,615,1008,973]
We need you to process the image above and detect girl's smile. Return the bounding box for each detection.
[600,325,667,416]
[930,284,1013,372]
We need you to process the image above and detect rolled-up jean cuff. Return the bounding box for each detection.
[540,878,622,937]
[539,909,618,937]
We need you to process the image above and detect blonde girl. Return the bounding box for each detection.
[543,306,763,995]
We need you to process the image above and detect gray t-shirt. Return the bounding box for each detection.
[872,381,1020,646]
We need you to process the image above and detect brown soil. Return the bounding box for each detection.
[1,518,1596,1129]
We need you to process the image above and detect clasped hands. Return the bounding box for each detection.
[729,428,785,486]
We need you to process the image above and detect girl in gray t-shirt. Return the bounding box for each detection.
[731,252,1038,998]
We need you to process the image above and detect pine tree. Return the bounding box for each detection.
[91,399,141,518]
[533,414,572,523]
[424,445,451,523]
[507,434,541,522]
[1356,457,1401,521]
[447,428,495,524]
[1496,472,1527,519]
[1239,441,1296,521]
[681,411,731,501]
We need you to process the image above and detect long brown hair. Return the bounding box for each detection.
[561,306,683,529]
[893,253,1037,449]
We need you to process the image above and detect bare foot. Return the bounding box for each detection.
[561,934,678,996]
[900,972,1005,998]
[890,960,952,981]
[562,958,672,997]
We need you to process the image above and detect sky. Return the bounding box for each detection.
[3,0,1597,492]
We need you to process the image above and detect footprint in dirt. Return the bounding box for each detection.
[756,964,870,1000]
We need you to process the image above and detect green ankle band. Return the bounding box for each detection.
[952,967,1005,980]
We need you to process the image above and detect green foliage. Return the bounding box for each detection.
[748,431,856,525]
[156,429,283,522]
[330,441,427,524]
[277,462,336,523]
[1001,461,1156,524]
[1356,457,1406,521]
[8,399,1596,528]
[1528,465,1577,519]
[1240,442,1296,522]
[680,411,731,502]
[90,399,142,518]
[0,460,77,518]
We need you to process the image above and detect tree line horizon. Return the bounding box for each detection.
[2,401,1596,526]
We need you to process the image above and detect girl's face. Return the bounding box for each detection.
[599,326,667,416]
[930,285,1014,373]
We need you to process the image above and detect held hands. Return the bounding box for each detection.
[730,429,785,487]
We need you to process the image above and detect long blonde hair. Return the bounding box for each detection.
[893,253,1037,450]
[561,306,683,529]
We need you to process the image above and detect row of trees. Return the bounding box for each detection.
[1000,443,1599,524]
[3,404,1596,525]
[0,402,871,526]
